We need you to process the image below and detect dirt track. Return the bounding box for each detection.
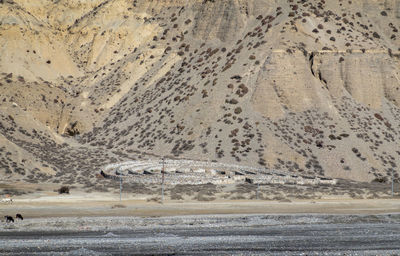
[2,196,400,219]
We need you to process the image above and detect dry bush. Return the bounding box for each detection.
[147,197,161,203]
[372,177,388,183]
[58,186,70,194]
[194,191,216,201]
[230,194,246,200]
[234,107,242,114]
[111,204,126,209]
[170,192,184,200]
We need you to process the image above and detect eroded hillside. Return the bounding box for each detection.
[1,0,400,186]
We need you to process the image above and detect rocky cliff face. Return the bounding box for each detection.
[0,0,400,186]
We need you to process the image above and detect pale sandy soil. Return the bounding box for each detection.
[1,192,400,219]
[1,181,399,221]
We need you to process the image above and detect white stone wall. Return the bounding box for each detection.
[103,159,337,186]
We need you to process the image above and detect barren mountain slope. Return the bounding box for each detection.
[0,0,400,187]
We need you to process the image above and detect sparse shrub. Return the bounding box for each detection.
[17,76,25,82]
[227,99,238,104]
[195,194,216,201]
[374,113,384,121]
[164,46,171,53]
[234,107,242,114]
[111,204,126,209]
[373,32,380,39]
[236,84,248,97]
[222,63,232,71]
[147,197,161,203]
[170,193,183,200]
[58,186,70,194]
[372,177,388,183]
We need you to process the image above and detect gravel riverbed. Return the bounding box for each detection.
[1,214,400,255]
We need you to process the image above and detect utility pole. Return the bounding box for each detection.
[161,158,165,203]
[256,182,260,200]
[256,168,260,200]
[119,172,122,202]
[392,168,394,197]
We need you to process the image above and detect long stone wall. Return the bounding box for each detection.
[102,159,337,186]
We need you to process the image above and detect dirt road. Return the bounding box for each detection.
[2,196,400,218]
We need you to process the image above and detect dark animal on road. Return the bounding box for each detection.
[16,214,23,220]
[5,216,14,223]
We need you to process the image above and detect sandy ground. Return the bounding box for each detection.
[1,180,400,219]
[1,192,400,219]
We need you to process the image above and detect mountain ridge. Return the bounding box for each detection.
[0,0,400,187]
